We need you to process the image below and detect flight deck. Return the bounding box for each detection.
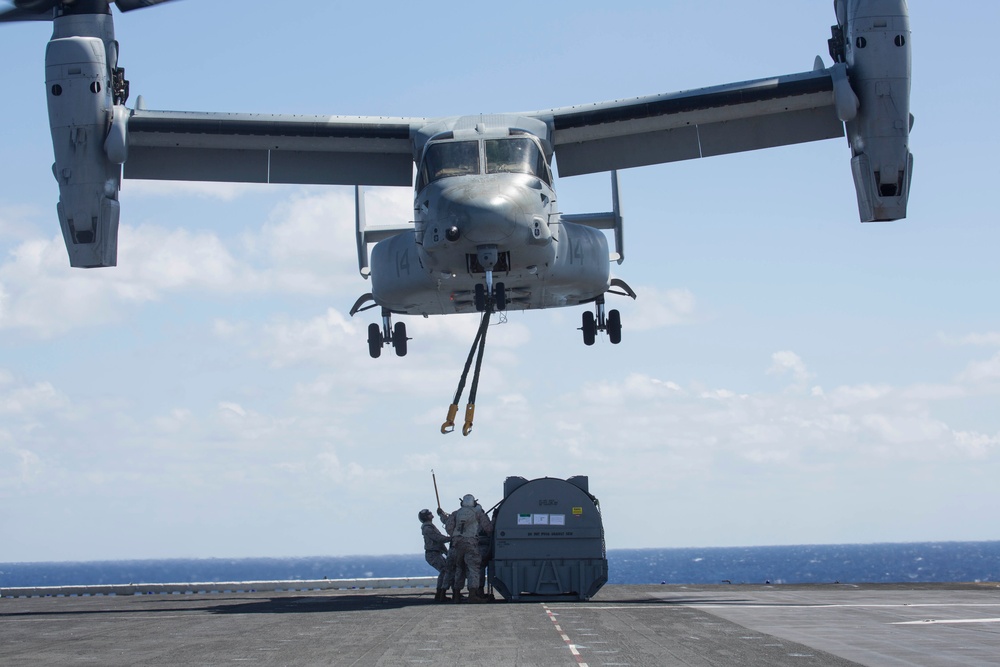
[3,582,999,666]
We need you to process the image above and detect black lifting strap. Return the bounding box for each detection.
[441,302,493,436]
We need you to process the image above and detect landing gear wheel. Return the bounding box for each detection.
[607,309,622,344]
[494,282,506,311]
[474,284,486,312]
[393,321,408,357]
[367,322,383,358]
[582,311,597,346]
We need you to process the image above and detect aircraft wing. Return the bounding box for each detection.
[125,110,426,186]
[535,68,847,177]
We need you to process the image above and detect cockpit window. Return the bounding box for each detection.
[485,138,550,184]
[417,140,481,191]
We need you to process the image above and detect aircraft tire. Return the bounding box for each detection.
[393,321,408,357]
[367,323,383,358]
[495,282,506,311]
[582,311,596,346]
[608,309,622,344]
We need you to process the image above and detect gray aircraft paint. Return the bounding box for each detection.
[3,0,913,353]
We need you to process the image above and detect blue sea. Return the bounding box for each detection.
[2,542,998,589]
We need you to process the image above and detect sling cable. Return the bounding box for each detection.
[441,299,494,436]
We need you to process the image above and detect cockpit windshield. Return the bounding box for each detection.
[485,138,549,183]
[417,140,480,191]
[416,136,551,192]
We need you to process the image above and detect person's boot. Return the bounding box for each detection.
[434,589,446,603]
[452,588,463,603]
[467,589,486,604]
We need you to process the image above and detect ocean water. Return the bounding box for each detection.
[2,542,998,589]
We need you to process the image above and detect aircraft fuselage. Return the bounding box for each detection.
[369,117,612,316]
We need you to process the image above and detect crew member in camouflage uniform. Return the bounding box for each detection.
[475,502,495,599]
[445,494,493,603]
[436,506,463,600]
[419,509,452,603]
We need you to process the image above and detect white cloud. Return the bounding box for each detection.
[152,408,194,434]
[0,204,45,241]
[316,451,368,485]
[117,224,262,296]
[825,383,893,408]
[243,186,412,295]
[699,388,740,400]
[0,447,43,486]
[952,430,1000,458]
[244,190,356,288]
[126,180,266,201]
[0,226,258,335]
[215,306,532,397]
[0,380,67,415]
[615,285,697,331]
[0,186,419,337]
[900,383,967,401]
[859,412,950,447]
[957,351,1000,384]
[212,318,247,339]
[2,331,998,559]
[218,401,248,418]
[258,308,360,368]
[550,360,1000,483]
[767,350,813,387]
[3,1,999,560]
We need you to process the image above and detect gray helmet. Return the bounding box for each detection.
[461,494,476,508]
[418,509,433,522]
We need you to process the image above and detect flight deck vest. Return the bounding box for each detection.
[451,506,480,539]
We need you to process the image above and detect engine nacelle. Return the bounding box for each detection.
[834,0,913,222]
[46,30,122,267]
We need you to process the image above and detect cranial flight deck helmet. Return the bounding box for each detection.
[418,509,434,522]
[461,494,476,508]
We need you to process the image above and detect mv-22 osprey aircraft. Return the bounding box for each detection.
[3,0,913,360]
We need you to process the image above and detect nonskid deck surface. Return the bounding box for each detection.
[2,583,999,666]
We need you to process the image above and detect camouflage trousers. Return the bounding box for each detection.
[450,537,482,590]
[425,550,452,590]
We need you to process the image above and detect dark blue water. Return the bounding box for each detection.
[611,542,1000,585]
[2,542,998,589]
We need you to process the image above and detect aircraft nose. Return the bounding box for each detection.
[438,182,527,243]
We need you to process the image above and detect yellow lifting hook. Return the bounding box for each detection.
[462,403,476,436]
[441,403,458,434]
[442,301,493,436]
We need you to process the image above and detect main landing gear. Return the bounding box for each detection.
[474,280,506,312]
[581,297,620,346]
[474,247,507,313]
[366,308,408,358]
[350,294,409,358]
[580,278,636,346]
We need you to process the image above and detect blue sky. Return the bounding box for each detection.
[2,1,999,562]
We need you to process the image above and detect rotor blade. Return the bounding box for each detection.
[3,0,180,21]
[13,0,58,10]
[114,0,178,11]
[0,6,53,21]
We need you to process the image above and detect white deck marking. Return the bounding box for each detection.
[892,617,1000,625]
[578,602,1000,610]
[544,604,590,667]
